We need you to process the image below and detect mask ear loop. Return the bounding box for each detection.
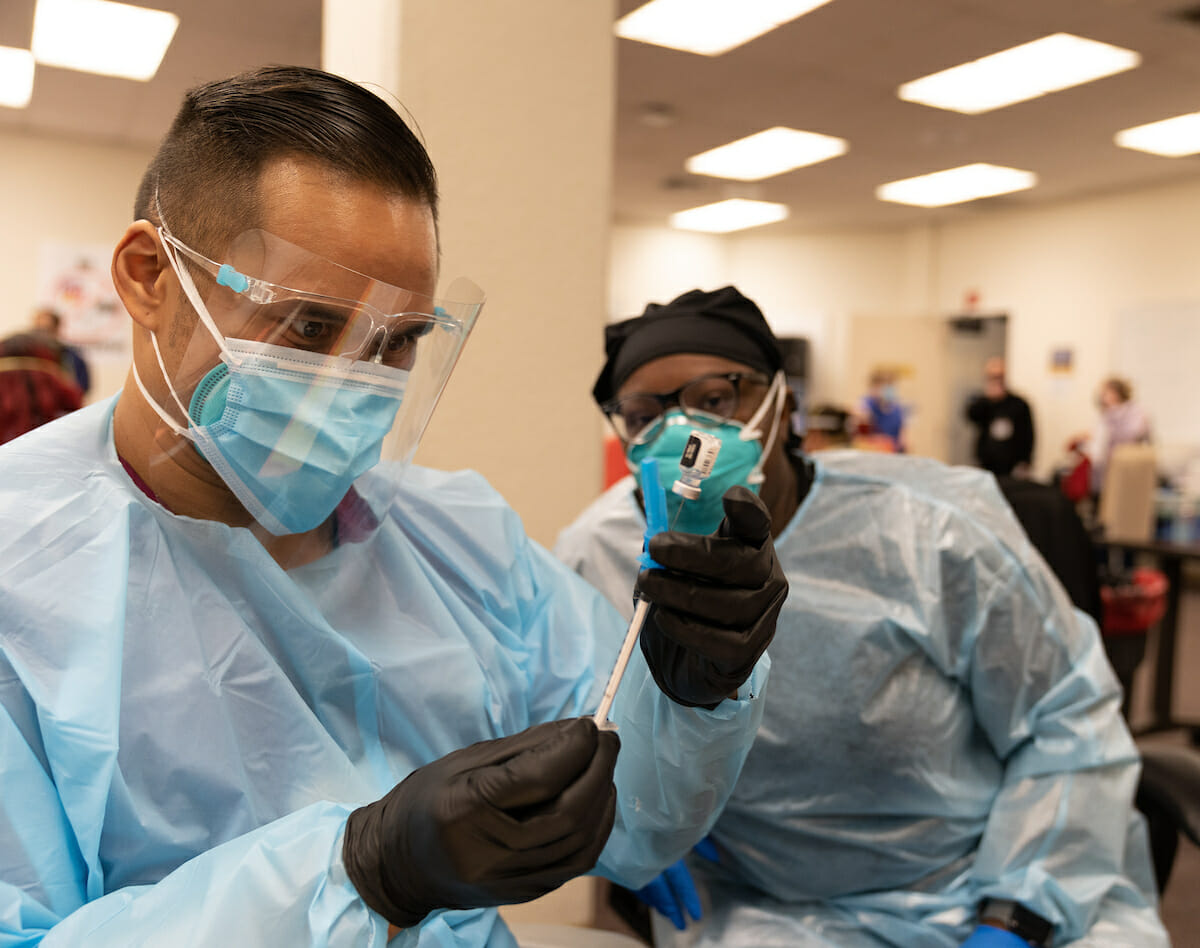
[130,336,196,441]
[743,371,788,487]
[157,231,237,365]
[154,190,238,365]
[131,213,238,441]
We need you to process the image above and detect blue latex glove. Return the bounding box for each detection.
[631,836,721,931]
[960,924,1033,947]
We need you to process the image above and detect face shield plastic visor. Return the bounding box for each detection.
[147,225,484,537]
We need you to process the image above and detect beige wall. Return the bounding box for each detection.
[931,177,1200,477]
[0,129,153,402]
[325,0,616,547]
[612,171,1200,480]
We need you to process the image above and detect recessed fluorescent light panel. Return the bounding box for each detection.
[898,33,1140,115]
[33,0,179,81]
[876,163,1037,208]
[686,127,848,181]
[616,0,836,56]
[671,199,789,233]
[0,47,35,108]
[1115,112,1200,157]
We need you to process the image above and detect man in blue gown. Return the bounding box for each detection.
[0,70,786,946]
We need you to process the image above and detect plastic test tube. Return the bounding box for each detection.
[592,457,669,727]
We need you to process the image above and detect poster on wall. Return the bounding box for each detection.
[36,242,129,363]
[1049,347,1074,375]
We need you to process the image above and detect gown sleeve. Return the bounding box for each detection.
[512,534,770,891]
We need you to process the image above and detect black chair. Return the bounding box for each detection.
[1135,741,1200,893]
[995,475,1155,722]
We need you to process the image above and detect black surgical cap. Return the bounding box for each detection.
[592,286,783,406]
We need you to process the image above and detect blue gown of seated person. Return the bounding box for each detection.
[0,397,768,947]
[554,450,1166,948]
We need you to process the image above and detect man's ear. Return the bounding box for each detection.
[112,221,172,332]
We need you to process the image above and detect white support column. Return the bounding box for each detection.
[324,1,616,547]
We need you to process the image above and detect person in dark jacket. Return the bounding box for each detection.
[965,356,1035,477]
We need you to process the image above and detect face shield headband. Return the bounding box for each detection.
[131,216,484,535]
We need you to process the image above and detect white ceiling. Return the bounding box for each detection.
[4,0,1200,234]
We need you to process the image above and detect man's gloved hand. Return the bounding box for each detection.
[343,717,620,929]
[637,485,788,709]
[630,835,720,930]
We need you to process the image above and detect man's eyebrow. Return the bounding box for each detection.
[274,301,350,322]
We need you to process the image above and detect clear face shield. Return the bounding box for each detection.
[133,220,484,538]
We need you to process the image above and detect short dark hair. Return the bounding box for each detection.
[135,65,439,252]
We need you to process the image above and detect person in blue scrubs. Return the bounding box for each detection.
[858,367,906,452]
[0,70,786,946]
[555,286,1167,947]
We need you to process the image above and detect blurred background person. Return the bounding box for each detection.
[0,331,84,444]
[965,356,1035,478]
[1069,376,1152,498]
[31,306,91,398]
[855,367,905,452]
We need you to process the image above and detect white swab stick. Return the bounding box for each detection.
[592,597,652,727]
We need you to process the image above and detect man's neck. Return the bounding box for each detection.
[113,387,335,568]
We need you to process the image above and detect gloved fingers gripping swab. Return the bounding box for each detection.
[592,596,652,728]
[592,457,666,728]
[592,433,722,727]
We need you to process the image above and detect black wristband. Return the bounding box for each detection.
[979,898,1053,947]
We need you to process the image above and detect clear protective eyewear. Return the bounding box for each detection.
[154,220,484,470]
[157,227,471,370]
[603,371,770,445]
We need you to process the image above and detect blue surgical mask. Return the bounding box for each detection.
[131,220,417,537]
[627,373,785,535]
[136,336,406,536]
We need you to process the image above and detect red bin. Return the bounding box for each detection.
[1101,567,1168,635]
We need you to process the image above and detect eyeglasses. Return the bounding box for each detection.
[602,371,769,445]
[158,228,461,368]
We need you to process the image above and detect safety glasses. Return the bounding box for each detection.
[602,371,770,445]
[157,227,478,370]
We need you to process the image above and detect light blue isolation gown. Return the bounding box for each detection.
[0,398,769,947]
[554,451,1167,947]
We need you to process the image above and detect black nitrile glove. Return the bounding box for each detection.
[637,485,788,709]
[343,717,620,929]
